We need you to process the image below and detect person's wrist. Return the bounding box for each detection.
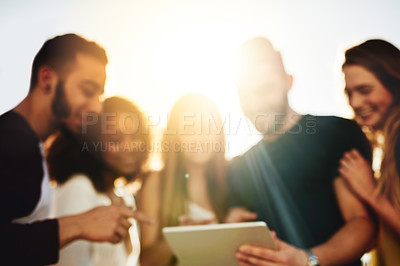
[366,191,381,208]
[58,215,83,248]
[73,214,84,239]
[298,249,309,266]
[305,249,320,266]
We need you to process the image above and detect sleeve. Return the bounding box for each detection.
[0,114,60,265]
[51,175,99,266]
[1,219,60,265]
[330,118,372,178]
[353,124,373,164]
[340,119,372,163]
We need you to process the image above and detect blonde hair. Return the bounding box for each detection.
[376,105,400,210]
[159,93,227,228]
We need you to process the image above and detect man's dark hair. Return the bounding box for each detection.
[29,33,108,91]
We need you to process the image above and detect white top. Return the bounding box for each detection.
[13,142,51,224]
[50,174,140,266]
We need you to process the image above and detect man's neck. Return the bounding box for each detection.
[14,93,56,141]
[263,107,302,142]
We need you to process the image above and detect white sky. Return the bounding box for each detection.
[1,0,399,158]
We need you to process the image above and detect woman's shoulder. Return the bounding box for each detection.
[51,174,103,217]
[53,174,100,202]
[60,174,96,190]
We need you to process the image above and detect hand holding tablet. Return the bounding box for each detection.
[162,221,276,266]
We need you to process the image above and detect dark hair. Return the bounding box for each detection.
[30,33,108,92]
[343,39,400,106]
[47,97,151,192]
[47,129,106,191]
[101,96,151,178]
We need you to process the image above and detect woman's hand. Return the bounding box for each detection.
[177,215,216,226]
[224,207,258,223]
[339,148,376,202]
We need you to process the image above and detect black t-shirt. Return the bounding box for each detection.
[227,115,371,264]
[0,111,59,265]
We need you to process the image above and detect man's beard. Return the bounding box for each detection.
[52,81,71,119]
[253,112,286,135]
[253,99,289,135]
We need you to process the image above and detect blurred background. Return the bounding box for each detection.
[1,0,399,159]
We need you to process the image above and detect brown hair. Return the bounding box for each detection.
[343,39,400,106]
[101,97,151,177]
[343,39,400,209]
[377,106,400,210]
[159,93,227,227]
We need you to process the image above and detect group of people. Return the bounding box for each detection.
[0,33,399,266]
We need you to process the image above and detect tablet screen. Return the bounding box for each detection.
[163,221,276,266]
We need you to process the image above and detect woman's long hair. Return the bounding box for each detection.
[343,39,400,107]
[159,94,227,228]
[377,106,400,210]
[343,39,400,208]
[47,128,106,190]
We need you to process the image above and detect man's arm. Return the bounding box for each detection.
[58,205,152,248]
[310,177,376,265]
[235,178,376,266]
[1,205,152,265]
[1,219,60,265]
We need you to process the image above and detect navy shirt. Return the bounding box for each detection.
[227,115,371,265]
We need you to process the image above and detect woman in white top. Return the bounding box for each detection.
[48,97,151,266]
[139,93,228,265]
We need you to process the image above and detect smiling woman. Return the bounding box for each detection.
[47,96,151,266]
[343,65,394,130]
[339,39,400,266]
[139,93,228,266]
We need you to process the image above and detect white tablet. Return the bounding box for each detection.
[162,221,276,266]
